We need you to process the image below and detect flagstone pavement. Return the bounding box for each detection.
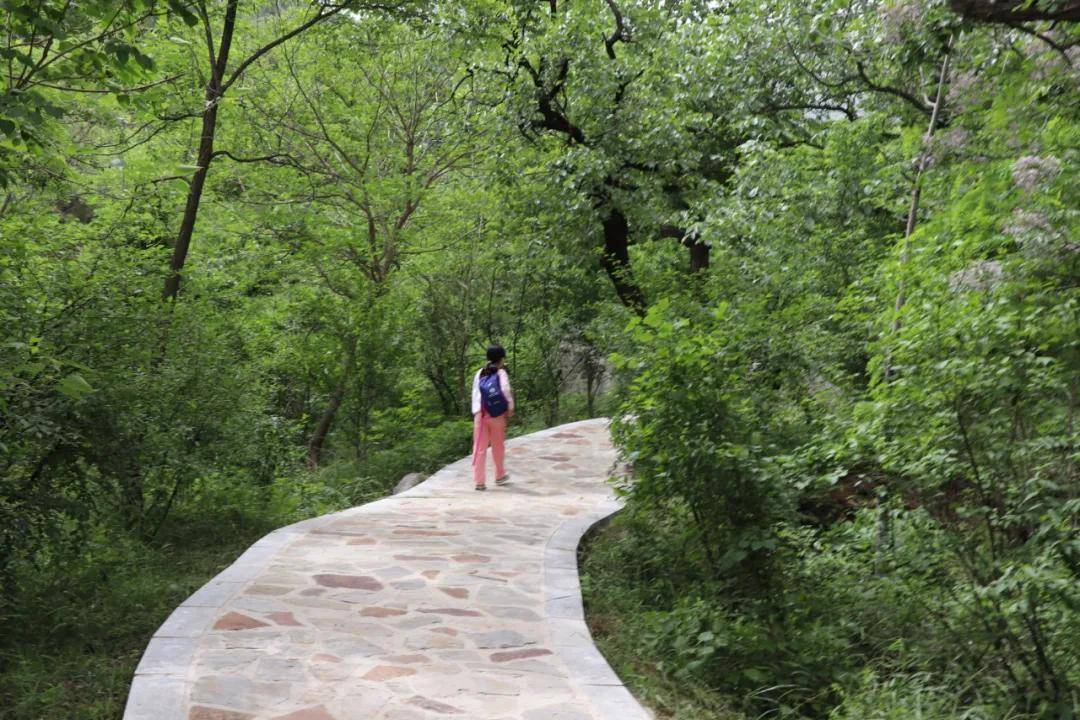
[124,418,652,720]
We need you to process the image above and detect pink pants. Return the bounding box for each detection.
[472,411,507,486]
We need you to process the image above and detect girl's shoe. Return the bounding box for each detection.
[474,484,487,491]
[495,475,510,486]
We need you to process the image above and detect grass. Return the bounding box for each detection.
[0,507,282,720]
[579,517,740,720]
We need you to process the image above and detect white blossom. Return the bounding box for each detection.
[946,70,980,107]
[930,128,970,163]
[1012,155,1061,192]
[882,0,924,43]
[1003,208,1051,236]
[949,260,1003,292]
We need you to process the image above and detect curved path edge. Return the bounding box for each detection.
[124,419,652,720]
[541,497,650,720]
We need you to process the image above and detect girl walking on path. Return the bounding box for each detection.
[471,345,515,490]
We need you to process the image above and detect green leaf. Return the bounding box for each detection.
[743,668,767,683]
[57,373,94,400]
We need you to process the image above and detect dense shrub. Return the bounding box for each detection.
[596,16,1078,719]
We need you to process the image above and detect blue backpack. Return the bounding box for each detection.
[478,371,509,417]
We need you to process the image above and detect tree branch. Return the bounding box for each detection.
[210,149,298,166]
[603,0,631,59]
[1007,22,1077,64]
[527,57,587,144]
[763,101,857,121]
[221,2,411,94]
[29,73,183,94]
[150,174,192,185]
[856,60,932,115]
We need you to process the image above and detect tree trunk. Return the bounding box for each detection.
[307,379,346,470]
[877,37,955,571]
[356,354,377,464]
[456,336,470,416]
[660,224,709,273]
[951,0,1080,23]
[689,241,710,272]
[600,207,646,312]
[307,336,357,469]
[163,0,239,300]
[120,465,146,531]
[887,35,954,360]
[896,36,954,313]
[584,354,598,417]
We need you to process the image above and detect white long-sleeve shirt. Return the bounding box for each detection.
[471,367,514,416]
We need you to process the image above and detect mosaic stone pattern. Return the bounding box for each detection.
[124,419,651,720]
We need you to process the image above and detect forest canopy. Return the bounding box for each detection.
[0,0,1077,718]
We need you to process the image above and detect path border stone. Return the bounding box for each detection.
[544,497,652,720]
[123,419,653,720]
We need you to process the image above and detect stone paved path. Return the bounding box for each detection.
[125,418,651,720]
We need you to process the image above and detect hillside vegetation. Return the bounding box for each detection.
[0,1,1076,718]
